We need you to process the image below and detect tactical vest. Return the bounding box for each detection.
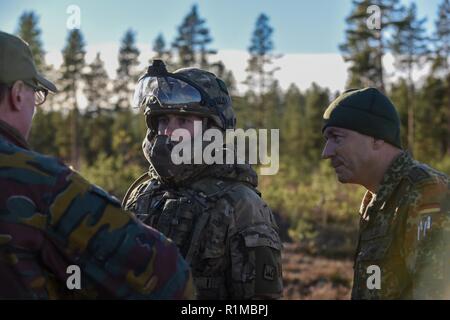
[351,165,440,299]
[123,174,259,299]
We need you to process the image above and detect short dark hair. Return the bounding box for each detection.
[0,83,9,105]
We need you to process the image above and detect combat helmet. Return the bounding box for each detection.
[133,60,236,138]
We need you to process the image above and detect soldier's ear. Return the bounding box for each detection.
[9,81,27,112]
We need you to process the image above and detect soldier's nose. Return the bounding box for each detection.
[164,128,173,137]
[321,141,335,159]
[164,125,177,137]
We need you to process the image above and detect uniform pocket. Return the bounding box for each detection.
[200,201,232,260]
[358,212,393,261]
[157,198,197,256]
[201,219,228,259]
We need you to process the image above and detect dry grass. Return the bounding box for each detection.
[281,242,354,300]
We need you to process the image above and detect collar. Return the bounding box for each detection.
[359,151,416,218]
[0,119,29,149]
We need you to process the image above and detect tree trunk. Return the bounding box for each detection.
[407,70,415,155]
[70,80,80,170]
[377,30,385,92]
[447,73,450,155]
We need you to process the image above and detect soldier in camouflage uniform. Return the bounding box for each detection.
[123,60,283,299]
[322,87,450,299]
[0,31,193,299]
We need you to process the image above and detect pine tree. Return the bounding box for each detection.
[114,29,140,110]
[415,76,448,161]
[244,13,280,128]
[340,0,404,91]
[151,33,173,67]
[60,29,86,169]
[16,10,61,153]
[262,80,283,129]
[80,53,112,163]
[236,91,258,128]
[15,11,60,112]
[281,84,305,170]
[209,60,237,95]
[15,11,46,70]
[433,0,450,73]
[83,52,110,113]
[432,0,450,154]
[390,3,429,153]
[389,78,410,149]
[303,83,330,163]
[80,111,113,165]
[172,4,216,69]
[245,13,279,95]
[29,108,56,154]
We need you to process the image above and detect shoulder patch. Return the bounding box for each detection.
[263,264,276,281]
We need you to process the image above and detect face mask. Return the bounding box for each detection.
[143,134,208,185]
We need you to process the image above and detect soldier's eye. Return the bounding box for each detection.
[331,134,341,142]
[178,118,188,125]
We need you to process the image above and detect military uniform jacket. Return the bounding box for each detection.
[124,164,283,299]
[0,120,193,299]
[352,151,450,299]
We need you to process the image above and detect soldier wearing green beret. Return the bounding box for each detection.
[322,87,450,299]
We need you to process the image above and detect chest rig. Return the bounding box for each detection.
[123,169,263,299]
[130,177,240,263]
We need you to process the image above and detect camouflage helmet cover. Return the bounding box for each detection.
[135,61,236,133]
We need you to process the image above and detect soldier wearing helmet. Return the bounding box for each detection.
[123,60,283,299]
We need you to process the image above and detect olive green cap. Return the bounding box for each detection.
[0,31,57,92]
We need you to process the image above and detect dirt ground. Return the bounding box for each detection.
[281,242,354,300]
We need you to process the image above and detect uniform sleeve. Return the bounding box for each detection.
[46,170,194,300]
[229,224,283,299]
[227,192,283,299]
[403,181,450,299]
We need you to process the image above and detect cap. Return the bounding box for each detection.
[0,31,57,93]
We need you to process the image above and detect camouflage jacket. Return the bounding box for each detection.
[352,151,450,299]
[0,120,194,299]
[124,164,283,299]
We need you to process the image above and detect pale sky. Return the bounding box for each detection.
[0,0,444,93]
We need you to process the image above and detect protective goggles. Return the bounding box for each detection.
[132,76,203,111]
[132,60,230,129]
